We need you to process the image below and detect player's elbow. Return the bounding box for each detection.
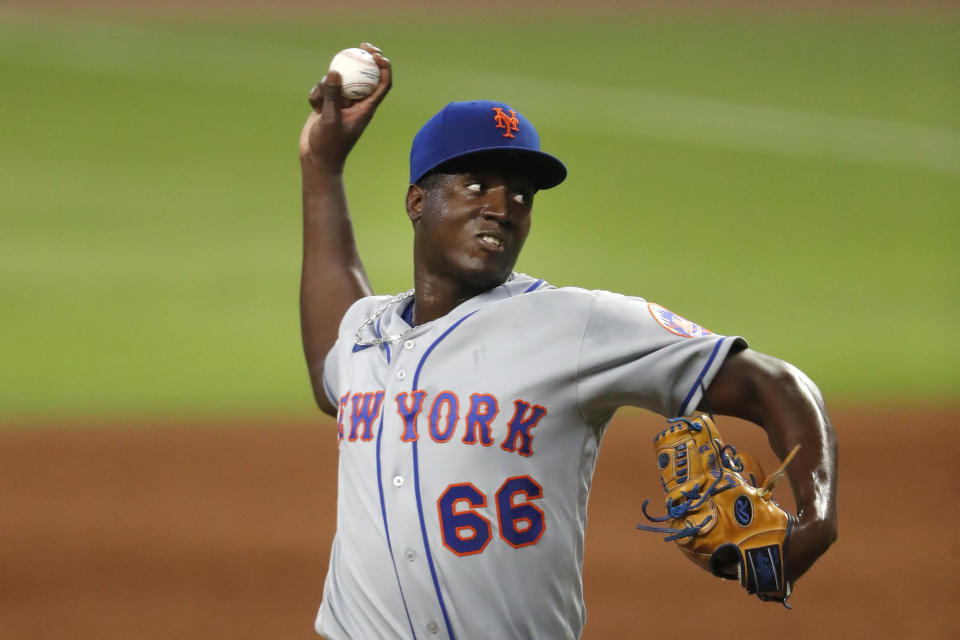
[745,352,827,417]
[771,359,827,415]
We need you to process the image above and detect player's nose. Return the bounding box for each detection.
[479,186,510,221]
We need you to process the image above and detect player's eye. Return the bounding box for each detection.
[512,193,526,204]
[465,183,482,193]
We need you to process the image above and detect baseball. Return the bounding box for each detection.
[328,48,380,100]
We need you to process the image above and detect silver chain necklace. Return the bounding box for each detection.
[353,289,416,347]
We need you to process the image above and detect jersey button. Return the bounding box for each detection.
[403,340,415,350]
[405,549,416,562]
[392,475,404,487]
[396,369,407,380]
[426,621,439,635]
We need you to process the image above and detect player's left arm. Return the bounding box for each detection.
[701,347,838,583]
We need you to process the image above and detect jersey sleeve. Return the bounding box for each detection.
[575,291,747,423]
[320,338,342,407]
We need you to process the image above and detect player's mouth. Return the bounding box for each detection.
[478,233,504,250]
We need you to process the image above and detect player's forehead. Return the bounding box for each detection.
[431,152,538,191]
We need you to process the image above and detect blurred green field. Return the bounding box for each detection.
[1,7,957,421]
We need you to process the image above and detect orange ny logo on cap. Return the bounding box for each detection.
[492,107,519,138]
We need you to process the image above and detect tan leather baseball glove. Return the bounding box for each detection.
[637,414,799,606]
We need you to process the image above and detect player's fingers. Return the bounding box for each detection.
[308,82,324,113]
[321,71,343,121]
[359,42,381,55]
[366,52,393,106]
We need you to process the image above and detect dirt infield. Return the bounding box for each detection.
[1,408,956,639]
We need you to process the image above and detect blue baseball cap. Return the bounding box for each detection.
[409,100,567,190]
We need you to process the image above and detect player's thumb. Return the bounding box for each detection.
[321,71,343,120]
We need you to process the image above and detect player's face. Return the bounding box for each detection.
[408,165,536,292]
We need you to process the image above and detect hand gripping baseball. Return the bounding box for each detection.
[637,414,800,606]
[299,42,393,173]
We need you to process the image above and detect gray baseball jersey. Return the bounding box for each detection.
[315,272,746,640]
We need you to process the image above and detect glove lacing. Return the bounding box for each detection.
[636,417,742,541]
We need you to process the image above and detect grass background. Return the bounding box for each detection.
[1,5,957,421]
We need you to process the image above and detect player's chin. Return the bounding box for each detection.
[457,255,516,290]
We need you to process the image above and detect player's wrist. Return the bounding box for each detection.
[301,153,345,179]
[784,517,837,582]
[795,513,838,547]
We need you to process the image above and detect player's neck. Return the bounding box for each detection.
[411,272,492,326]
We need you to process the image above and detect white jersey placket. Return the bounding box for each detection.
[375,315,458,640]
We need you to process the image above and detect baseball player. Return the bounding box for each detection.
[299,43,838,639]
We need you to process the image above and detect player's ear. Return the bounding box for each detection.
[406,184,424,222]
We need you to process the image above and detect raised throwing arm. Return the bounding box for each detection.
[299,43,392,416]
[702,348,839,583]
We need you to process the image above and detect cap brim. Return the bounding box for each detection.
[414,147,567,191]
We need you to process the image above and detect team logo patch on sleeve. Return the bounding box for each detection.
[647,303,712,338]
